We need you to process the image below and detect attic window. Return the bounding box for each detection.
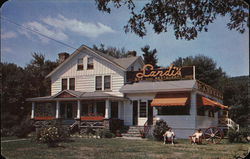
[87,57,94,70]
[77,58,83,70]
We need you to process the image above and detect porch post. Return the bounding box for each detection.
[77,100,81,119]
[56,101,60,119]
[105,99,110,119]
[31,102,35,119]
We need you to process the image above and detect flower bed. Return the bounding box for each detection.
[80,116,104,121]
[34,116,55,120]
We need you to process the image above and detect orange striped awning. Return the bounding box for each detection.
[151,93,189,106]
[198,96,228,109]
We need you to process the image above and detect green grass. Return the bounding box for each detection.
[1,137,249,159]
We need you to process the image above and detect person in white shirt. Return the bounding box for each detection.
[191,129,203,144]
[163,128,175,144]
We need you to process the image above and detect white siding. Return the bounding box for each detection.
[50,49,125,96]
[123,101,132,125]
[196,113,218,129]
[127,59,143,71]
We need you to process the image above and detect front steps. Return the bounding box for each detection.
[121,126,144,137]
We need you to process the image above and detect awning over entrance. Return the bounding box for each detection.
[197,96,228,109]
[151,93,190,106]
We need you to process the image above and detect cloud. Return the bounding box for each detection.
[42,15,115,38]
[20,21,68,43]
[1,47,13,53]
[1,31,17,39]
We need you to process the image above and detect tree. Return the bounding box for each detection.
[141,45,158,68]
[93,44,130,58]
[95,0,249,40]
[223,76,249,127]
[172,55,227,89]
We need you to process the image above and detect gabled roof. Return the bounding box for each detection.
[46,45,143,78]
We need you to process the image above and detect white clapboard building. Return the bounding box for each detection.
[27,44,230,139]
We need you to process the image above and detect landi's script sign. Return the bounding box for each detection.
[126,64,194,82]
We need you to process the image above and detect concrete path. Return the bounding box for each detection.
[1,138,29,143]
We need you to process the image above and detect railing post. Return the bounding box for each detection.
[77,100,81,119]
[56,101,60,119]
[31,102,35,119]
[105,100,110,119]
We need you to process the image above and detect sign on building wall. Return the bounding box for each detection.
[126,64,195,82]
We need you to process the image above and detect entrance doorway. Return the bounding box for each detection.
[111,102,118,119]
[147,100,153,125]
[60,103,74,119]
[132,101,138,125]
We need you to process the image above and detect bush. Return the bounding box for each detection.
[14,117,34,138]
[153,120,169,141]
[97,129,115,138]
[228,127,250,143]
[35,125,69,147]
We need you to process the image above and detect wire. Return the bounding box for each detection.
[1,15,77,51]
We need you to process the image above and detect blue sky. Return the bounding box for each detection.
[1,0,249,77]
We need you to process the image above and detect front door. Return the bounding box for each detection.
[147,100,153,125]
[111,102,118,118]
[132,101,138,125]
[66,103,73,118]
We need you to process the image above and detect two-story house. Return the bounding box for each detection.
[27,44,230,139]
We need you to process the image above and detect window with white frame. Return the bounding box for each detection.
[104,75,111,90]
[77,58,83,70]
[87,57,94,69]
[95,76,102,90]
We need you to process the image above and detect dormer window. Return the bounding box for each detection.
[87,57,94,70]
[77,58,83,70]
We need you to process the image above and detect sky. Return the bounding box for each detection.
[1,0,249,77]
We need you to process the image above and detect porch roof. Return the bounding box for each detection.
[26,90,127,102]
[120,80,196,93]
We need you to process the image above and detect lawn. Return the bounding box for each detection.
[1,137,249,159]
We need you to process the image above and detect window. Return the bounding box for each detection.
[95,76,102,90]
[87,57,94,69]
[77,58,83,70]
[157,106,190,115]
[62,78,67,90]
[104,75,111,90]
[197,107,205,116]
[208,109,215,117]
[131,66,134,71]
[69,78,75,90]
[139,101,147,117]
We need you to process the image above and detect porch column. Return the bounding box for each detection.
[56,101,60,119]
[105,100,110,119]
[31,102,35,119]
[77,100,81,119]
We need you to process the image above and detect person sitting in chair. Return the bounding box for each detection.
[191,129,203,144]
[163,128,175,144]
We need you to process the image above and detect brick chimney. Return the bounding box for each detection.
[58,52,70,63]
[127,51,137,57]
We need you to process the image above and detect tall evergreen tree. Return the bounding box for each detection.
[141,45,158,68]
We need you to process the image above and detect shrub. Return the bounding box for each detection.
[153,120,169,141]
[36,125,69,147]
[97,129,115,138]
[14,117,34,138]
[228,127,250,143]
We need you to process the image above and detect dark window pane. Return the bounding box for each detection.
[104,75,111,90]
[87,57,94,69]
[69,78,75,90]
[62,79,67,90]
[77,58,83,70]
[157,106,190,115]
[139,101,147,117]
[111,102,118,118]
[96,102,105,116]
[95,76,102,90]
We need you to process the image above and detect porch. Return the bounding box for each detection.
[27,90,126,130]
